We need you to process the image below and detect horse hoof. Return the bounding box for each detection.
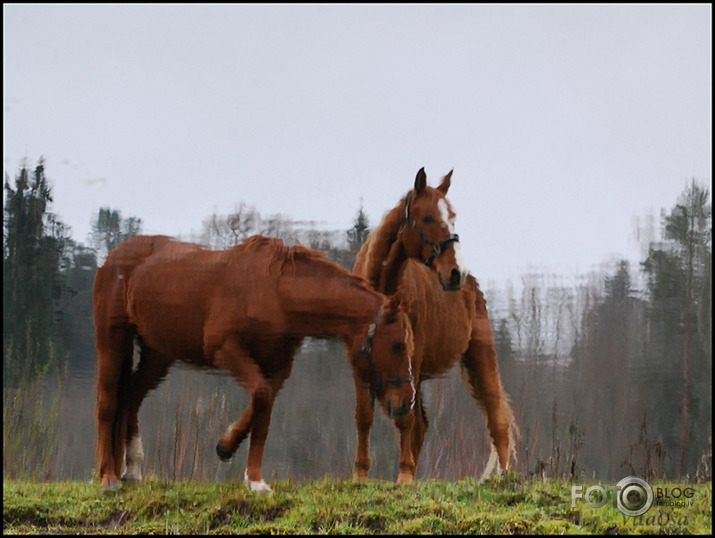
[100,478,120,491]
[247,479,272,493]
[352,472,368,484]
[396,472,414,485]
[215,441,233,462]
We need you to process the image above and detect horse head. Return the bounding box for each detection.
[399,167,465,291]
[352,291,415,419]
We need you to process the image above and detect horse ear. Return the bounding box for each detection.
[414,168,427,194]
[437,169,453,195]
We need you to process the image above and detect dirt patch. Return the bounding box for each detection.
[356,513,386,532]
[101,510,130,530]
[210,500,290,529]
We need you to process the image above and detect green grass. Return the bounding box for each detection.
[3,474,712,534]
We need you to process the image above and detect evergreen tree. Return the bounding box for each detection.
[57,242,99,371]
[642,179,712,476]
[90,207,143,263]
[347,202,370,254]
[328,202,371,270]
[3,158,70,385]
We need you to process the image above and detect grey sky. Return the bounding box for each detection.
[3,4,711,287]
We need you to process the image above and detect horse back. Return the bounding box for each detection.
[94,235,289,365]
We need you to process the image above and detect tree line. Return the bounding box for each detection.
[3,158,711,480]
[486,179,711,480]
[2,158,370,384]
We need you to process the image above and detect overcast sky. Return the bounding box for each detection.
[3,4,711,287]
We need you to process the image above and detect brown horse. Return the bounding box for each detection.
[94,234,415,492]
[353,168,517,483]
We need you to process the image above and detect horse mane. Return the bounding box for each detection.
[356,195,408,291]
[239,235,325,263]
[238,235,381,298]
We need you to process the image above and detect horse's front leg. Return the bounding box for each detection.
[213,339,274,492]
[406,384,428,477]
[243,384,276,493]
[215,338,298,493]
[352,378,374,483]
[394,409,416,484]
[216,388,274,493]
[393,382,425,484]
[243,363,292,493]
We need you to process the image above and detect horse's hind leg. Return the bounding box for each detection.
[458,277,516,477]
[95,327,134,489]
[123,343,173,482]
[460,336,516,477]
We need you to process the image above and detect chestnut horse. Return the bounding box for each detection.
[94,235,415,492]
[353,168,517,483]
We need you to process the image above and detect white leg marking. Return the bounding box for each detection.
[479,444,503,482]
[123,436,144,481]
[244,469,272,493]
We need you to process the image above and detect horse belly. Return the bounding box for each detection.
[420,332,470,378]
[130,299,207,361]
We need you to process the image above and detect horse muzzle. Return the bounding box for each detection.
[386,397,413,419]
[439,268,463,291]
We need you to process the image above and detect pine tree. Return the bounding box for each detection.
[3,158,69,385]
[642,179,712,476]
[347,202,370,254]
[90,207,143,263]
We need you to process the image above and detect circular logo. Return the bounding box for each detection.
[616,476,654,517]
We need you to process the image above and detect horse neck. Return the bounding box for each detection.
[278,258,383,339]
[378,240,407,296]
[357,201,407,292]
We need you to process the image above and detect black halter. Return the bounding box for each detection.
[352,306,414,407]
[403,191,460,267]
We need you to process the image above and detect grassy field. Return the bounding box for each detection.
[3,473,711,534]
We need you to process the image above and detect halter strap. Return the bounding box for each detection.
[403,191,460,267]
[352,306,414,407]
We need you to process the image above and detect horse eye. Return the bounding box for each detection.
[421,216,434,225]
[391,342,405,353]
